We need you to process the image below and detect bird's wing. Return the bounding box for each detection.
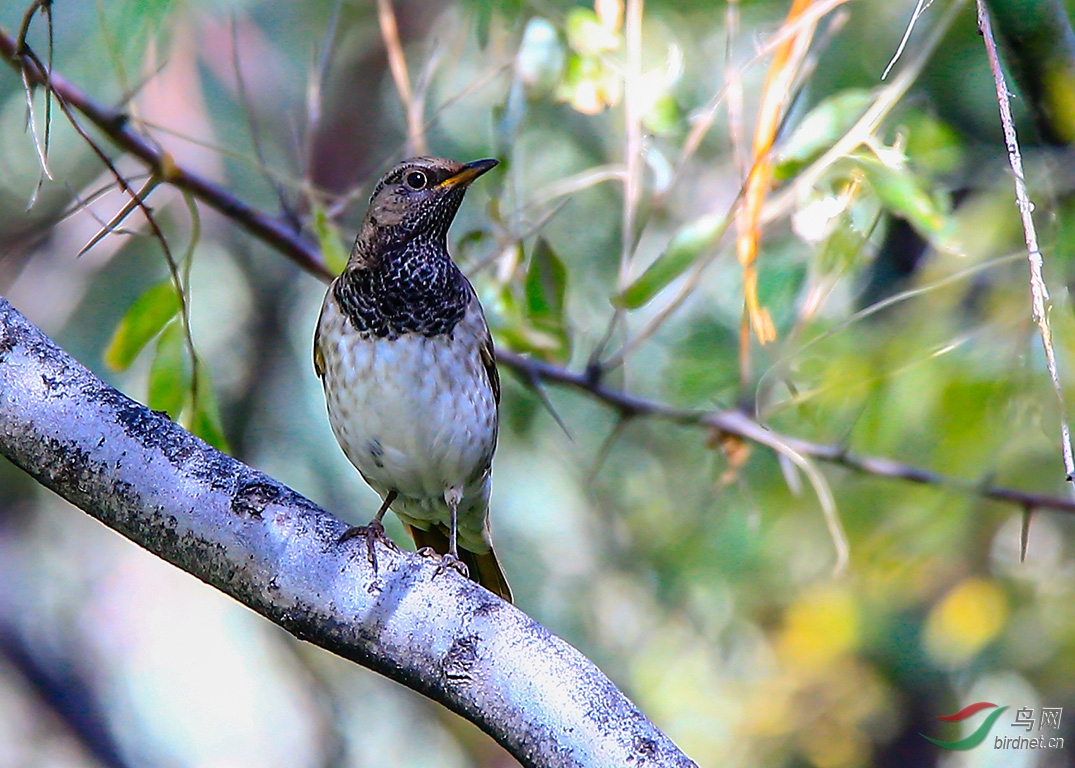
[480,330,500,406]
[312,282,334,379]
[313,334,325,378]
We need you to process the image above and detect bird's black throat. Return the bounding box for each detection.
[333,236,470,339]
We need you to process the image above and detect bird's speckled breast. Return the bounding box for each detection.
[315,287,499,550]
[332,238,470,339]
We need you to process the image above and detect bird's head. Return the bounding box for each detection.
[350,156,498,264]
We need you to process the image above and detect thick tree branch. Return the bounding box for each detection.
[0,296,696,768]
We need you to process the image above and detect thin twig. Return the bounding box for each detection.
[178,191,203,414]
[76,175,159,257]
[232,14,298,228]
[0,27,331,281]
[882,0,935,80]
[587,0,646,374]
[496,350,1075,517]
[16,0,53,198]
[12,38,203,411]
[756,252,1024,418]
[525,165,626,210]
[303,0,344,182]
[977,0,1075,481]
[60,171,153,224]
[377,0,426,156]
[725,0,746,178]
[619,0,644,289]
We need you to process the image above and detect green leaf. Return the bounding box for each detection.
[857,155,946,236]
[614,213,725,309]
[524,238,571,361]
[190,365,230,453]
[104,280,181,371]
[816,217,870,275]
[565,7,620,55]
[643,95,681,136]
[774,90,875,180]
[148,319,189,419]
[525,237,567,321]
[312,204,350,276]
[901,110,964,177]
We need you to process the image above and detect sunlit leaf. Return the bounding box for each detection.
[104,280,181,371]
[565,8,620,55]
[857,155,946,236]
[496,324,568,355]
[148,319,189,419]
[556,54,622,114]
[190,365,230,453]
[614,213,725,309]
[312,204,350,276]
[774,89,875,180]
[643,95,681,136]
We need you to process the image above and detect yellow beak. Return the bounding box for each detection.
[437,158,499,190]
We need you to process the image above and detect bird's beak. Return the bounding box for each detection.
[437,158,499,190]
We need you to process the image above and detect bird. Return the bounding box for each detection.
[313,156,512,603]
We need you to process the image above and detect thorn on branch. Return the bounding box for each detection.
[1020,505,1033,563]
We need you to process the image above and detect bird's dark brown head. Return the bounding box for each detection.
[348,157,497,268]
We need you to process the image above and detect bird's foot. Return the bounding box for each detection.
[433,552,470,581]
[416,547,469,580]
[337,520,397,572]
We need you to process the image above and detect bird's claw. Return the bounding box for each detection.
[433,553,469,581]
[337,520,397,572]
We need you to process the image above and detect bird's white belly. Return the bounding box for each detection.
[317,298,498,546]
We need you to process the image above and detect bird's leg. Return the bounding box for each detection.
[434,486,469,580]
[338,489,399,572]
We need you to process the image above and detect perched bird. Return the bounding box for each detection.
[314,156,511,602]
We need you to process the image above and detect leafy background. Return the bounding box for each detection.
[1,0,1075,766]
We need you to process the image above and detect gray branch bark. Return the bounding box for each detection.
[0,296,696,768]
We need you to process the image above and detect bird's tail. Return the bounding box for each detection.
[406,524,513,604]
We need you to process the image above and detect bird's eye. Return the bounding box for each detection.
[404,170,428,190]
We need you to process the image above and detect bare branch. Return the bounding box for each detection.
[377,0,427,156]
[977,0,1075,480]
[497,350,1075,518]
[0,27,332,281]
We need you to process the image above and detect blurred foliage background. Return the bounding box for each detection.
[2,0,1075,766]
